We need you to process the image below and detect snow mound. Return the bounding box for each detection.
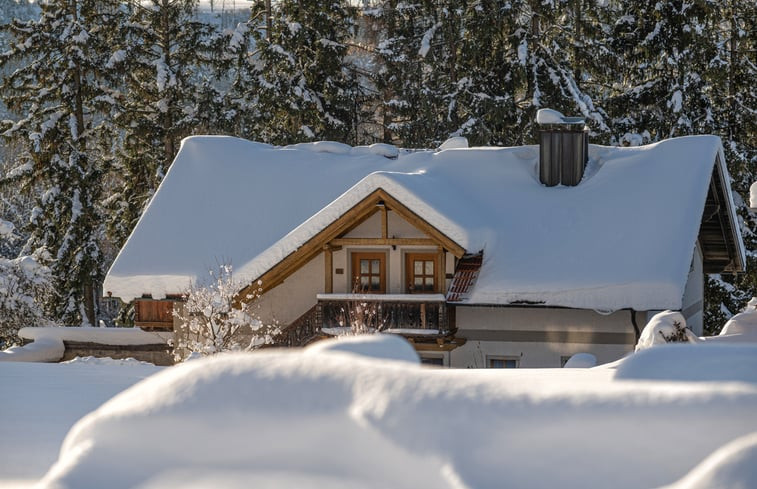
[0,337,64,363]
[37,346,757,489]
[661,432,757,489]
[563,353,597,368]
[0,218,14,237]
[720,298,757,336]
[304,334,419,364]
[615,344,757,383]
[636,310,698,351]
[438,136,469,150]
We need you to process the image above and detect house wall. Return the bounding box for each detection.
[681,243,704,335]
[450,306,639,368]
[256,253,325,326]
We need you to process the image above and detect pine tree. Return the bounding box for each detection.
[107,0,222,246]
[605,0,716,143]
[250,0,358,145]
[0,0,123,325]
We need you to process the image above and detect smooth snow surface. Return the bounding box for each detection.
[18,326,172,345]
[615,344,757,383]
[0,361,159,481]
[0,337,63,363]
[636,310,699,351]
[750,181,757,209]
[304,334,419,364]
[105,135,735,312]
[34,337,757,489]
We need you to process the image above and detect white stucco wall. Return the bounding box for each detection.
[681,243,704,335]
[256,253,325,326]
[450,306,639,368]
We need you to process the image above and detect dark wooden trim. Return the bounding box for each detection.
[457,329,635,345]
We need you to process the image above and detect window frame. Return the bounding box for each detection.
[405,252,438,294]
[350,251,387,294]
[487,356,520,369]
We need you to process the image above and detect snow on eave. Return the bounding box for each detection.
[714,144,747,271]
[234,172,469,287]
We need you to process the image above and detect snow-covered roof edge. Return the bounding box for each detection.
[234,171,469,287]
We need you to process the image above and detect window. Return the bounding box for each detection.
[488,357,519,368]
[420,356,444,367]
[351,252,386,293]
[406,253,437,293]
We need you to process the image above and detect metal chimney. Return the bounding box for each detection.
[537,110,588,187]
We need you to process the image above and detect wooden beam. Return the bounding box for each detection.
[324,246,333,293]
[330,238,437,247]
[235,188,466,304]
[437,246,445,294]
[381,204,388,239]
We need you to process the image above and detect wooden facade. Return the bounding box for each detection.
[134,298,177,329]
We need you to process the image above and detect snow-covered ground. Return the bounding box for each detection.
[2,335,757,489]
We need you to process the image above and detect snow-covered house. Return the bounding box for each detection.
[104,122,745,367]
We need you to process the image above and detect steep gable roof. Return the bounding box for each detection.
[104,135,745,312]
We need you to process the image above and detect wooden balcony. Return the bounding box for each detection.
[316,294,449,334]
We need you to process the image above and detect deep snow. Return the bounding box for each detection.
[0,336,751,489]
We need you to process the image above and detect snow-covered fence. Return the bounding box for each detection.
[5,327,175,366]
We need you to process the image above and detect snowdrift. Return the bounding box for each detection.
[38,336,757,489]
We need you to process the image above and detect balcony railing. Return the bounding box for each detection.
[315,294,449,334]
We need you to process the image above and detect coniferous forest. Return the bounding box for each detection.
[0,0,754,343]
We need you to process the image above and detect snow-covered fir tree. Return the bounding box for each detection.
[0,0,123,325]
[107,0,223,247]
[249,0,359,144]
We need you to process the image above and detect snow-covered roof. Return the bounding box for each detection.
[104,134,743,311]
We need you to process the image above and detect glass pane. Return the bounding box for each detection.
[426,260,434,274]
[371,259,380,271]
[414,277,423,287]
[424,279,434,291]
[371,275,380,289]
[360,276,369,287]
[414,261,423,274]
[360,260,369,274]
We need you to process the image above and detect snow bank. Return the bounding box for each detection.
[0,337,64,363]
[304,334,419,364]
[38,338,757,489]
[636,311,699,351]
[661,432,757,489]
[18,326,172,345]
[615,344,757,383]
[63,356,153,366]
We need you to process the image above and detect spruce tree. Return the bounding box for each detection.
[250,0,358,145]
[108,0,222,246]
[0,0,123,324]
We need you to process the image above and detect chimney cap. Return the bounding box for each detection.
[536,108,585,128]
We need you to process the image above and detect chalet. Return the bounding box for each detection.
[104,117,745,367]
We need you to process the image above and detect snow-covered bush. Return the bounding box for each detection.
[172,265,279,361]
[0,254,53,349]
[636,311,700,351]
